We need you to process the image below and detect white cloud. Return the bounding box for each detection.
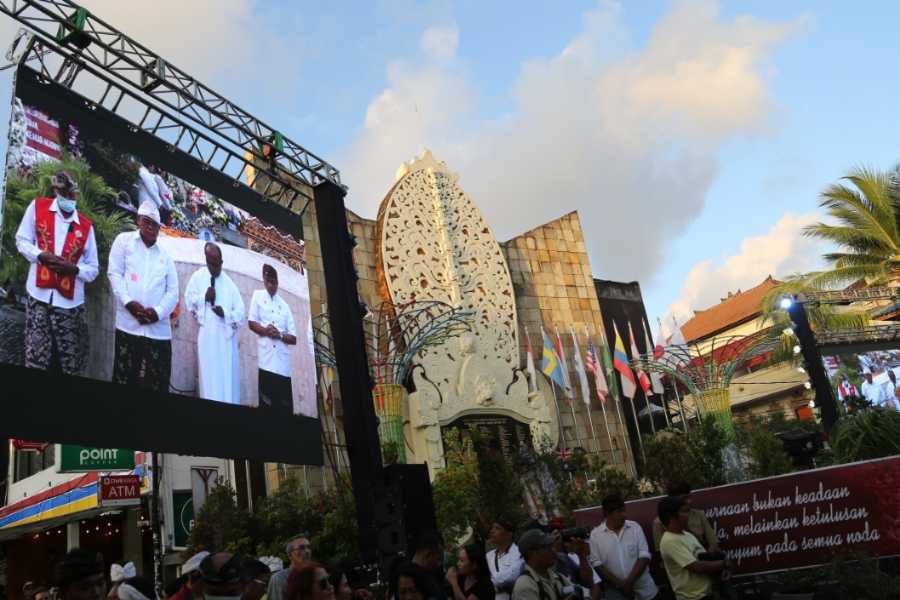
[663,211,826,326]
[337,0,805,284]
[420,24,459,61]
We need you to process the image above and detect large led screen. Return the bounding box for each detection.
[0,67,322,463]
[822,347,900,411]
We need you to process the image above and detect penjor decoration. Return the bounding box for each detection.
[630,331,781,436]
[313,300,473,462]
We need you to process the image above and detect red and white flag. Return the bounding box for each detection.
[629,322,653,396]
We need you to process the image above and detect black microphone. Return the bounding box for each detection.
[208,275,216,303]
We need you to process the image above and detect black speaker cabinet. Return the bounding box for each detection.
[374,464,438,557]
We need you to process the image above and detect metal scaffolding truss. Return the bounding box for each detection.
[795,287,900,306]
[815,324,900,347]
[0,0,340,190]
[11,34,314,217]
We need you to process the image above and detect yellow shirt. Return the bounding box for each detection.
[659,531,713,600]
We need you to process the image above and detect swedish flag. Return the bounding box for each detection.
[541,327,565,388]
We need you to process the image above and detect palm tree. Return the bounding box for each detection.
[802,167,900,288]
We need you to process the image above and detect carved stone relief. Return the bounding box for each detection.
[375,150,557,470]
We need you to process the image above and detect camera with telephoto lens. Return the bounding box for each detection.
[560,527,589,541]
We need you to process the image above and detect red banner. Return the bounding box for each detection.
[24,105,61,159]
[575,456,900,575]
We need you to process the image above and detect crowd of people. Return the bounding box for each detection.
[29,481,731,600]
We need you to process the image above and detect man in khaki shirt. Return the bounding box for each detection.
[651,482,718,552]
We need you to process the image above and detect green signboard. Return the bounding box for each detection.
[172,490,194,547]
[59,445,135,472]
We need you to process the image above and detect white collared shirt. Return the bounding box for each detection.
[488,542,524,600]
[107,231,179,340]
[248,289,296,377]
[589,520,657,600]
[15,197,99,309]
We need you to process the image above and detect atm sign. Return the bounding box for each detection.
[98,475,141,507]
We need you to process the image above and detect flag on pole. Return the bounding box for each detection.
[654,317,667,360]
[612,322,637,399]
[524,325,538,393]
[555,326,574,404]
[585,334,609,404]
[319,365,334,407]
[629,322,653,395]
[541,326,565,388]
[570,328,591,406]
[598,328,619,397]
[644,323,665,395]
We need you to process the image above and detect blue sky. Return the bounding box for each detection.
[1,0,898,336]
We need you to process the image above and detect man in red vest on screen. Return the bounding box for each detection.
[15,170,99,375]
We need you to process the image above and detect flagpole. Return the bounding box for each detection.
[557,325,580,448]
[573,326,600,453]
[599,325,637,475]
[550,380,566,447]
[661,393,672,428]
[628,395,646,463]
[673,382,689,432]
[646,394,657,435]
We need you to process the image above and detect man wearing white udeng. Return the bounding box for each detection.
[184,242,244,404]
[107,202,178,391]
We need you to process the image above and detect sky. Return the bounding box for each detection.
[0,0,898,337]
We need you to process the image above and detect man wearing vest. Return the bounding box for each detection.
[512,530,576,600]
[15,171,99,375]
[107,201,179,391]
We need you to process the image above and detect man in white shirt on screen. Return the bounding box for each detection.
[860,369,887,407]
[248,264,297,416]
[15,171,99,375]
[184,242,245,404]
[107,202,179,392]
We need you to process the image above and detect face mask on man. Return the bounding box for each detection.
[56,194,77,214]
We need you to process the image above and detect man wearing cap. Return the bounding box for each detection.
[487,518,524,600]
[53,549,107,600]
[15,171,99,375]
[169,550,210,600]
[200,552,245,600]
[108,201,179,392]
[184,242,245,404]
[512,530,575,600]
[248,264,298,415]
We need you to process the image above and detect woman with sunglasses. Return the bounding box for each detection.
[287,563,335,600]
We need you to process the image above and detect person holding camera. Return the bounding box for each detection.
[588,494,658,600]
[657,496,731,600]
[511,530,576,600]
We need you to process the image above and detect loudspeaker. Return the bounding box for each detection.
[374,464,438,557]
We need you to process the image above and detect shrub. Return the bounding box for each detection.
[832,408,900,463]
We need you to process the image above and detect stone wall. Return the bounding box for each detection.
[503,211,632,466]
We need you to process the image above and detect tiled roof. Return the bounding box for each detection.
[681,276,781,342]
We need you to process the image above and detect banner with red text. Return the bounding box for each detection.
[575,456,900,575]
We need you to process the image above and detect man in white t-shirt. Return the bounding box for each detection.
[588,494,657,600]
[487,517,524,600]
[248,263,297,415]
